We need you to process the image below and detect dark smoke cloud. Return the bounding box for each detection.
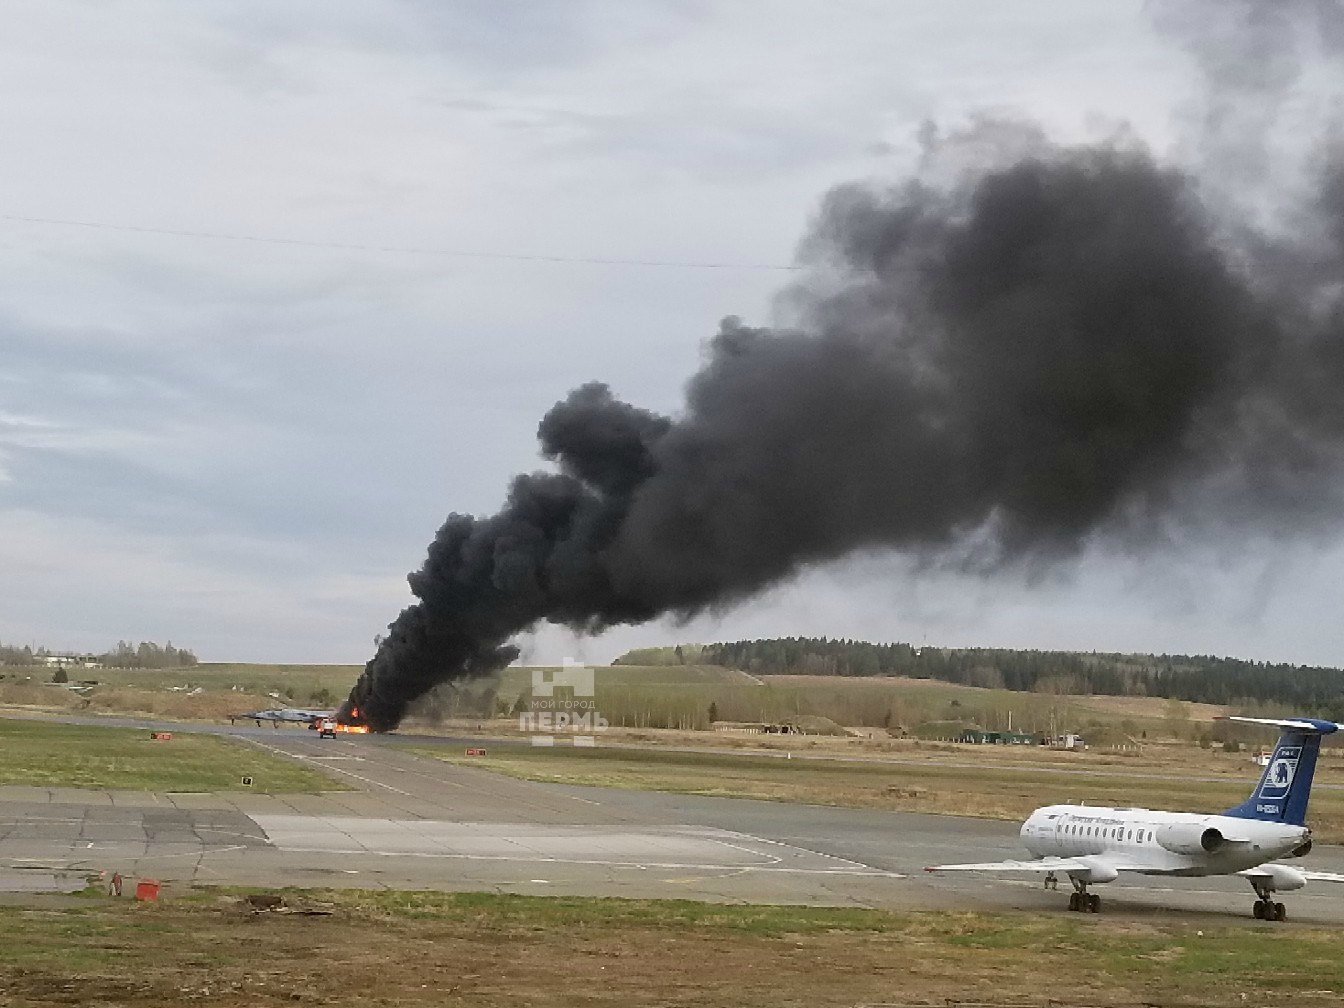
[341,8,1344,732]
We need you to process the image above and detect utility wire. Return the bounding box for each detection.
[0,212,799,271]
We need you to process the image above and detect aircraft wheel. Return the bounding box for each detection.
[1088,894,1100,913]
[1274,902,1287,922]
[1253,901,1265,920]
[1068,893,1079,912]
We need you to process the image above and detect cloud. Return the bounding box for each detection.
[0,507,401,661]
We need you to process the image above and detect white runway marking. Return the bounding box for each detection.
[250,815,905,878]
[243,739,418,796]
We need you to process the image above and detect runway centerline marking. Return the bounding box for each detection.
[247,814,905,878]
[242,739,417,796]
[260,845,905,876]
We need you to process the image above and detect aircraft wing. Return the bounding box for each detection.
[1216,715,1341,733]
[927,856,1103,874]
[1239,866,1344,885]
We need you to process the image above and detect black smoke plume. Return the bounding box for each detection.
[341,5,1344,732]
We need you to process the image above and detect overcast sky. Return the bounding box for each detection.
[3,0,1342,668]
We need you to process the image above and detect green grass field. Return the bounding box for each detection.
[32,661,755,702]
[0,718,343,792]
[495,662,758,694]
[85,662,361,700]
[4,656,1233,747]
[2,889,1340,1006]
[499,663,1228,739]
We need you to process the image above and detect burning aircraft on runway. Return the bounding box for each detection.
[230,707,369,734]
[231,707,332,727]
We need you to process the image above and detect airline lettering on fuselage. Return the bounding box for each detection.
[1259,746,1300,802]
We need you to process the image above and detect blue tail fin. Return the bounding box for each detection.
[1220,716,1339,826]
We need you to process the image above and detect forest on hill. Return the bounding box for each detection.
[618,638,1344,718]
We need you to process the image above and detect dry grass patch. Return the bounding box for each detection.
[410,744,1344,843]
[2,891,1343,1007]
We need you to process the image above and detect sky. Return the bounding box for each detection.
[3,0,1343,668]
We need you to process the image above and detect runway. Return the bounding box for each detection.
[6,723,1344,923]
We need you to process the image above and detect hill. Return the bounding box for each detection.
[613,638,1344,720]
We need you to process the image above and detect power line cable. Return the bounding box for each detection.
[0,212,799,271]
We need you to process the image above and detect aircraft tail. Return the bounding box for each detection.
[1219,716,1340,826]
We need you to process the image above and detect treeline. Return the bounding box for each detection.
[694,637,1344,717]
[0,640,198,668]
[100,641,199,668]
[409,681,505,723]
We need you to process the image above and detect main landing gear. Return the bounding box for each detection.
[1253,899,1286,921]
[1063,876,1100,913]
[1044,872,1098,912]
[1249,880,1287,921]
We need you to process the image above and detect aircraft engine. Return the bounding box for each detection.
[1071,862,1118,884]
[1156,822,1227,856]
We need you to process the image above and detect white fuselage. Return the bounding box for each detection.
[1020,804,1309,877]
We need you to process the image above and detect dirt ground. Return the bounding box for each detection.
[3,890,1343,1008]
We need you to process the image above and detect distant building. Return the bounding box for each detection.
[959,729,1038,745]
[41,653,102,669]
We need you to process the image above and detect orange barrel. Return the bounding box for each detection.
[134,880,161,901]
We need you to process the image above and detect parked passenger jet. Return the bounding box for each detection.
[927,716,1344,920]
